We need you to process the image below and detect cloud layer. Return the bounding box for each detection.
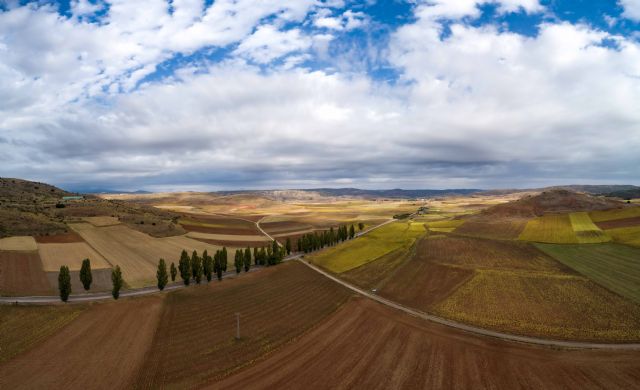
[0,0,639,191]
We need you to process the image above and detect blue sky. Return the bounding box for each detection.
[0,0,639,191]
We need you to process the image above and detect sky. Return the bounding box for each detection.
[0,0,639,192]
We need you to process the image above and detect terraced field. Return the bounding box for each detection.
[536,243,640,304]
[310,222,426,273]
[519,214,579,243]
[136,262,352,389]
[434,270,640,341]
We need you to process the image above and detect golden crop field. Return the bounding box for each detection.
[568,212,610,244]
[70,223,235,287]
[38,242,112,272]
[423,219,465,233]
[434,270,640,341]
[518,214,579,243]
[589,207,640,222]
[604,226,640,247]
[0,236,38,251]
[310,222,426,274]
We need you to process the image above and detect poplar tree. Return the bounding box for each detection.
[349,224,355,239]
[178,249,191,285]
[111,265,123,300]
[170,262,177,282]
[221,247,228,272]
[244,247,251,272]
[58,265,71,302]
[285,237,292,255]
[79,258,92,291]
[157,258,168,291]
[192,250,203,284]
[234,251,242,274]
[358,222,365,231]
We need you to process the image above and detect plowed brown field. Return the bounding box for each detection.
[596,216,640,230]
[34,232,84,243]
[0,296,163,390]
[0,251,51,295]
[135,262,352,389]
[213,298,640,390]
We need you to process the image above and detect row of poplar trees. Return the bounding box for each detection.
[58,259,123,302]
[297,224,359,253]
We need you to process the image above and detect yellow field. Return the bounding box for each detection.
[37,242,112,271]
[590,207,640,222]
[0,236,38,251]
[310,222,426,273]
[568,212,610,244]
[70,223,235,287]
[518,214,578,243]
[423,219,465,234]
[605,226,640,247]
[435,270,640,341]
[185,232,269,242]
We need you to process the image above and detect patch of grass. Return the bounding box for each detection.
[434,270,640,341]
[569,212,610,244]
[309,222,426,274]
[603,226,640,248]
[536,243,640,304]
[518,214,578,243]
[0,305,84,363]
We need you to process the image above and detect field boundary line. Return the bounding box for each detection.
[298,259,640,351]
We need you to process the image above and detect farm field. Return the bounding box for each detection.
[339,242,415,290]
[569,212,611,243]
[214,298,640,390]
[423,219,465,233]
[434,270,640,341]
[70,223,232,287]
[180,214,262,235]
[0,297,163,390]
[136,262,352,389]
[378,236,564,311]
[518,214,579,243]
[37,242,111,272]
[0,251,51,296]
[536,243,640,304]
[0,304,85,363]
[453,218,528,240]
[590,206,640,222]
[596,216,640,230]
[604,226,640,247]
[0,236,38,251]
[309,221,426,274]
[34,232,84,243]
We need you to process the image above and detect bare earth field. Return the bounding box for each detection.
[34,232,84,243]
[0,251,52,296]
[0,297,163,390]
[135,262,352,389]
[213,298,640,390]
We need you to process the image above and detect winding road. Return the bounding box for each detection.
[3,215,639,351]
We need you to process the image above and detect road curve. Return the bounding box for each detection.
[297,260,640,351]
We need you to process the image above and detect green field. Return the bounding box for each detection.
[569,212,610,244]
[519,214,578,243]
[309,221,426,273]
[536,243,640,304]
[423,219,465,233]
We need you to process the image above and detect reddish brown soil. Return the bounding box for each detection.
[135,262,352,389]
[454,219,528,240]
[381,260,474,309]
[182,224,260,235]
[34,232,84,243]
[0,296,163,390]
[192,237,269,248]
[212,298,640,390]
[596,216,640,230]
[0,252,51,295]
[261,220,312,234]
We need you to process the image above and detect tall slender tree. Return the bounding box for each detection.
[285,237,292,255]
[157,258,168,291]
[192,250,203,284]
[178,249,191,285]
[79,258,92,291]
[58,265,71,302]
[234,251,242,274]
[203,250,213,282]
[221,247,228,272]
[214,250,223,281]
[243,247,251,272]
[349,224,355,239]
[111,265,123,300]
[170,262,177,282]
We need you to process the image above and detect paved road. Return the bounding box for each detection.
[297,260,640,351]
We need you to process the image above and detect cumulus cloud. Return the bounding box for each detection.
[620,0,640,21]
[0,0,639,190]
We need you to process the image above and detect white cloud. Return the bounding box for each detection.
[313,9,367,31]
[415,0,543,20]
[234,25,312,64]
[620,0,640,21]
